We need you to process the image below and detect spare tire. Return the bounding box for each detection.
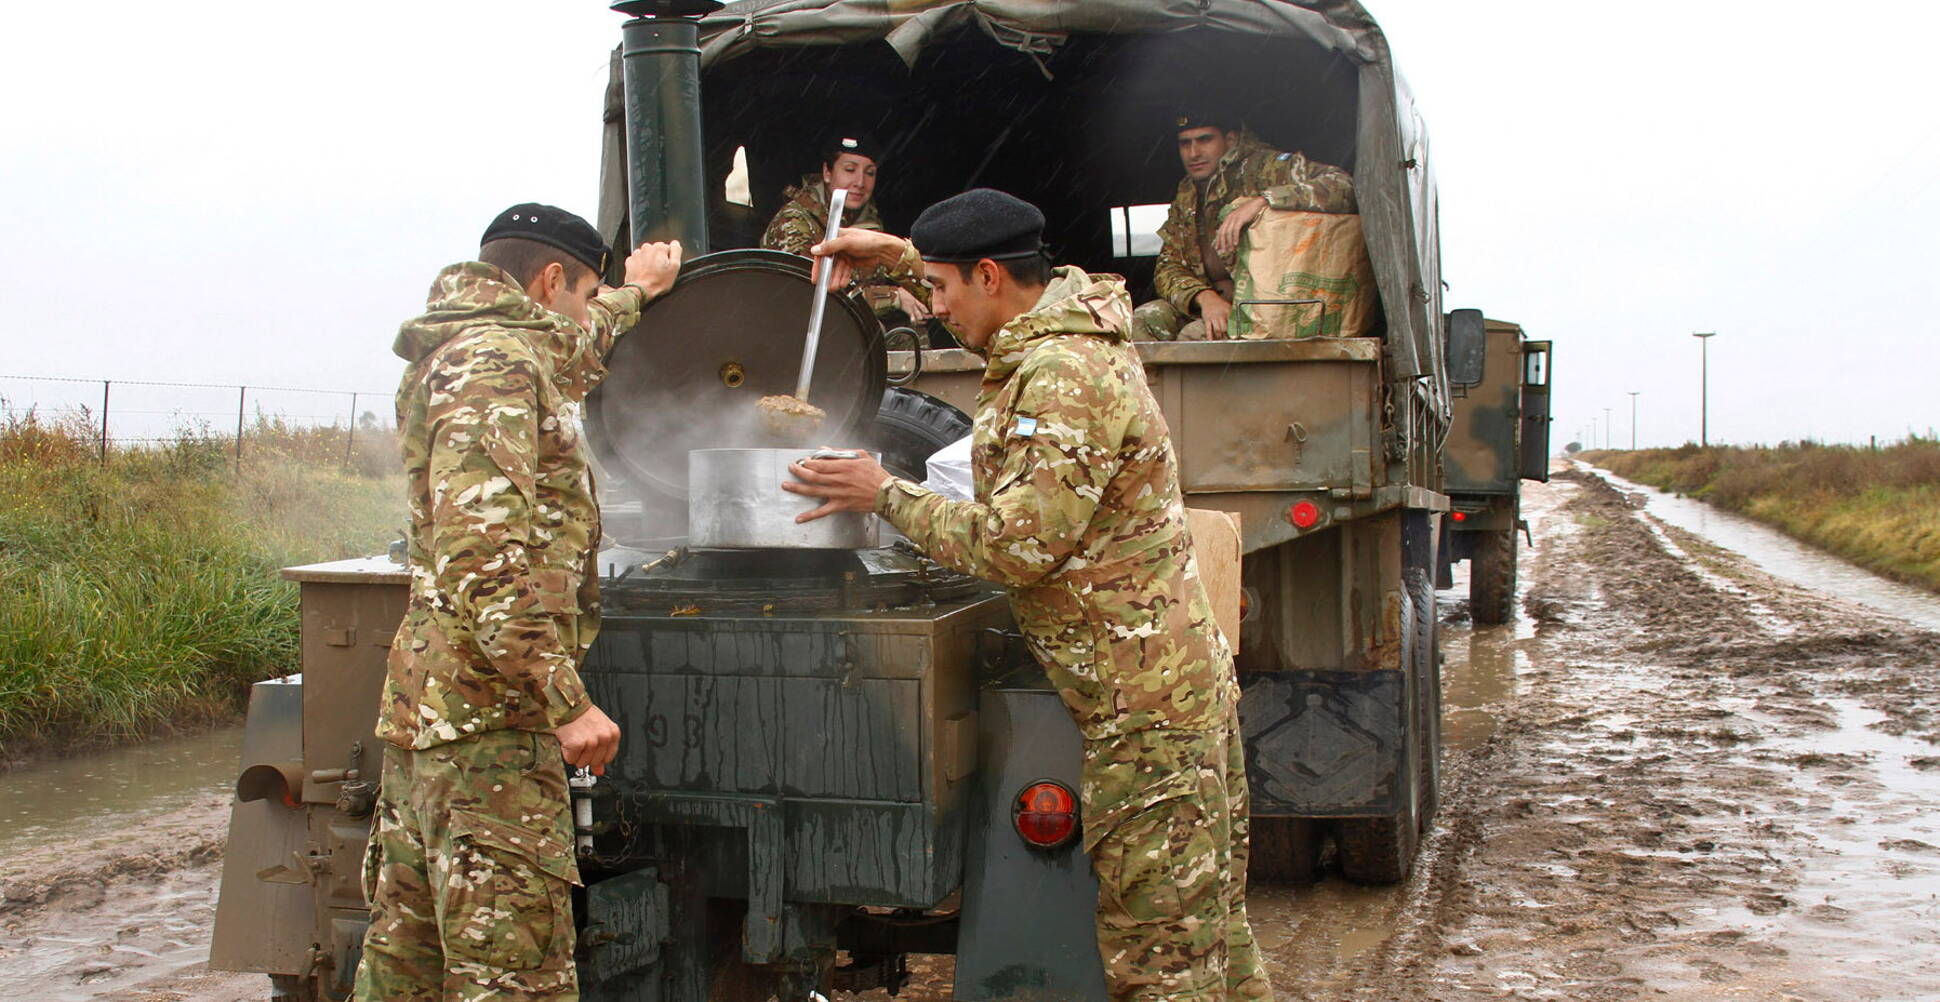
[868,387,972,481]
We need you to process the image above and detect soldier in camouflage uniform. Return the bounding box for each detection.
[356,203,682,1002]
[786,189,1270,1002]
[1135,109,1356,341]
[761,132,935,339]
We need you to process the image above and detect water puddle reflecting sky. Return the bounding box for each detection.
[1589,462,1940,632]
[0,726,242,861]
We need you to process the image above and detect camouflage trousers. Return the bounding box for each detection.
[1130,300,1213,343]
[355,729,581,1002]
[1084,709,1271,1002]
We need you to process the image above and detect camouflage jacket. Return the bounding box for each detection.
[1153,134,1357,315]
[380,262,647,749]
[875,266,1236,751]
[761,174,928,311]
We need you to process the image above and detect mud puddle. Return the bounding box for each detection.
[1405,465,1940,1001]
[1590,461,1940,631]
[0,726,241,862]
[0,727,244,1001]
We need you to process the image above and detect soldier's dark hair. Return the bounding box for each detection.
[954,251,1052,288]
[480,238,595,290]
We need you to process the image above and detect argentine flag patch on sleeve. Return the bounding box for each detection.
[1013,416,1038,438]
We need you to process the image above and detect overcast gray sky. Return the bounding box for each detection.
[1,1,1934,448]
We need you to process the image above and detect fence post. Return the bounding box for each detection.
[99,380,110,464]
[343,392,358,470]
[235,385,246,473]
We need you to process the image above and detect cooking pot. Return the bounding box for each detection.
[687,448,881,549]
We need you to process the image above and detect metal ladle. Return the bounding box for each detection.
[793,186,848,400]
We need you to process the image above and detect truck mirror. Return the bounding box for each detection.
[1445,309,1486,386]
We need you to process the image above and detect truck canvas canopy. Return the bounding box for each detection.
[599,0,1447,404]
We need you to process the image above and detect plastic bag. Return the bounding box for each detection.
[922,434,975,501]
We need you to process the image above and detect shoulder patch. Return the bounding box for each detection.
[1013,416,1038,438]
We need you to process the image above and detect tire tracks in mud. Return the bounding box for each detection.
[10,464,1940,1001]
[0,799,239,1001]
[1362,466,1940,1001]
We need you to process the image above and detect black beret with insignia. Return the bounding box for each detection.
[1173,104,1237,134]
[822,132,884,166]
[481,203,610,274]
[910,188,1046,263]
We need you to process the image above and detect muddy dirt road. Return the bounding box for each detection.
[4,464,1937,1001]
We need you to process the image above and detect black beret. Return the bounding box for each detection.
[480,203,610,274]
[1173,105,1237,133]
[822,132,883,165]
[911,188,1045,263]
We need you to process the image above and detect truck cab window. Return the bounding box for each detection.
[1110,204,1168,258]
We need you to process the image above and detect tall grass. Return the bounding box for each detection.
[1584,437,1940,592]
[0,411,401,759]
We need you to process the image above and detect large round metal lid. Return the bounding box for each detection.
[587,249,885,501]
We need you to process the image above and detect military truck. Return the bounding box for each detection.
[1439,311,1552,624]
[211,2,1462,999]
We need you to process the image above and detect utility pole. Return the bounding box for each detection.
[1693,331,1717,447]
[1628,391,1640,450]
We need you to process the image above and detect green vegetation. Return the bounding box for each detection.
[0,411,402,760]
[1584,438,1940,592]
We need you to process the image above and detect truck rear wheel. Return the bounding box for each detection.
[1336,537,1431,885]
[1247,816,1320,884]
[1335,787,1418,884]
[1469,527,1517,625]
[1412,553,1442,831]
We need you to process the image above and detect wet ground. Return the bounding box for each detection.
[3,462,1938,1000]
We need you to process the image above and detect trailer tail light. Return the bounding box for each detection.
[1451,510,1468,522]
[1287,500,1322,529]
[1013,781,1078,848]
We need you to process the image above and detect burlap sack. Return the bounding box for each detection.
[1228,209,1378,339]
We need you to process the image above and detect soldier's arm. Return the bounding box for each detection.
[871,241,932,307]
[584,284,649,360]
[1152,199,1212,315]
[583,239,686,362]
[1259,152,1357,213]
[423,342,591,727]
[876,348,1127,587]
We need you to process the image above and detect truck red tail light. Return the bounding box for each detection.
[1451,510,1468,522]
[1287,500,1322,529]
[1013,781,1078,848]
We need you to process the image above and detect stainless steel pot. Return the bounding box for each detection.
[687,448,881,549]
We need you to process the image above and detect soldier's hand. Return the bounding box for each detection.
[783,454,894,522]
[893,286,931,321]
[557,702,622,775]
[623,240,684,299]
[1214,196,1267,257]
[811,229,911,288]
[1196,290,1233,339]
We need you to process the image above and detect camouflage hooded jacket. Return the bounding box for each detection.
[1153,133,1357,315]
[875,267,1236,749]
[380,262,648,749]
[761,174,928,310]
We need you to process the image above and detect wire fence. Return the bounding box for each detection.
[0,373,396,472]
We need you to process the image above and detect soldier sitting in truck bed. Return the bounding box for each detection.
[1132,108,1357,341]
[762,131,933,334]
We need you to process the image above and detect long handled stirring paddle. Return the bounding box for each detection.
[758,186,846,439]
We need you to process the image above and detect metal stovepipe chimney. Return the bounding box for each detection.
[612,1,721,254]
